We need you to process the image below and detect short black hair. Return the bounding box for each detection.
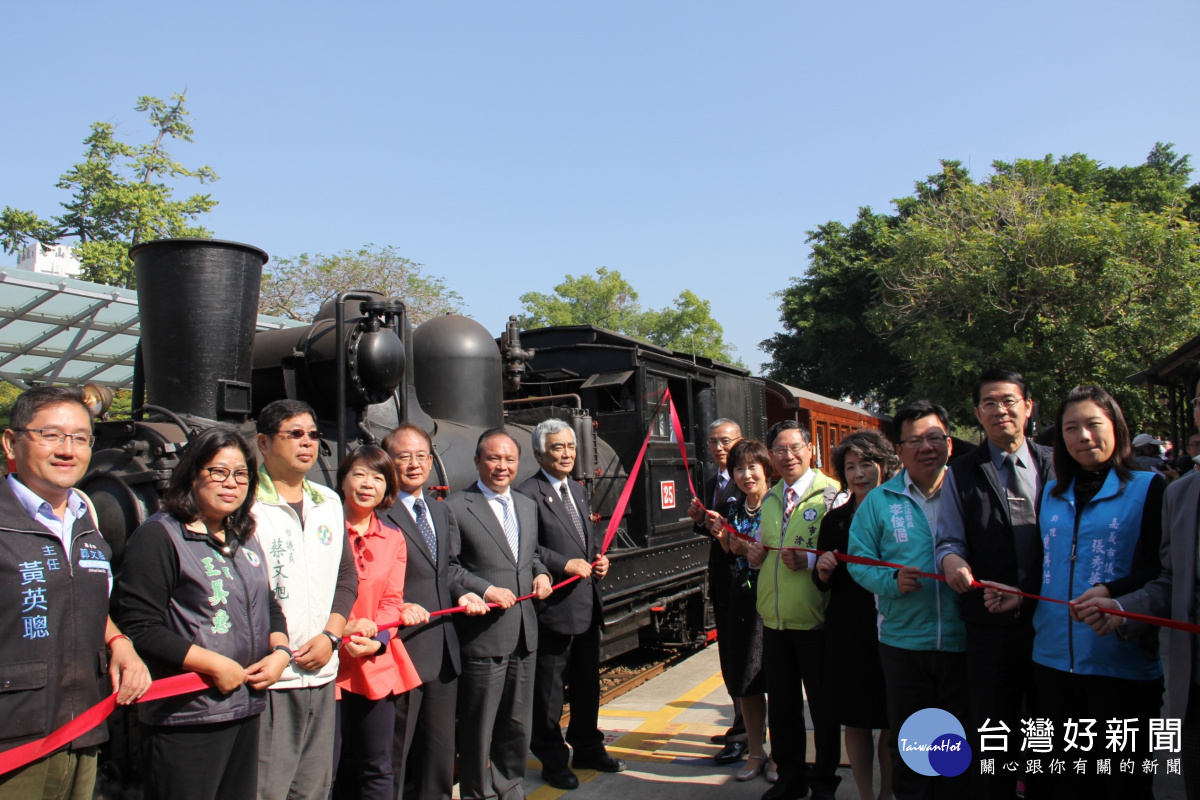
[336,445,399,509]
[9,386,92,432]
[163,426,259,543]
[890,400,950,445]
[767,420,811,450]
[257,399,318,437]
[973,369,1029,407]
[832,429,900,486]
[475,427,521,458]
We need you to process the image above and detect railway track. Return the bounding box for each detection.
[561,646,693,726]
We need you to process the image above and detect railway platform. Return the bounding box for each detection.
[500,644,1186,800]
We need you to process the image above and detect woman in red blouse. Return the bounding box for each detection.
[332,445,428,800]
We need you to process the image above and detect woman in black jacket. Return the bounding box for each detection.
[117,427,291,800]
[813,429,898,800]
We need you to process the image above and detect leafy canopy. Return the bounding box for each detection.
[762,143,1200,431]
[519,268,737,362]
[1,92,217,287]
[259,244,462,325]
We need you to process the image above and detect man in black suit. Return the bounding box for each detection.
[686,418,747,764]
[382,425,488,800]
[935,369,1055,800]
[446,429,553,800]
[516,419,625,790]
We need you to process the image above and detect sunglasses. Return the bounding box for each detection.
[276,429,321,441]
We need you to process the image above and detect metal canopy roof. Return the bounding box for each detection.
[0,267,303,391]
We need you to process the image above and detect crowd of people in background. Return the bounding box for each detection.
[2,365,1200,800]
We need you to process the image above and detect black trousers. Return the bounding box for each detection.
[531,625,606,772]
[965,621,1035,800]
[393,657,458,800]
[332,692,396,800]
[143,716,260,800]
[878,642,970,800]
[763,627,841,794]
[1183,687,1200,800]
[1028,663,1163,800]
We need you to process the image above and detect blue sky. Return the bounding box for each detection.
[4,2,1198,373]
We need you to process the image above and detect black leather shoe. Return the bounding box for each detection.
[809,791,835,800]
[713,740,749,765]
[761,782,808,800]
[572,752,626,773]
[541,768,579,790]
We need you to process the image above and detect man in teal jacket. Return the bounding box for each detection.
[848,400,968,800]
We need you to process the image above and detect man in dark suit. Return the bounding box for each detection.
[686,418,747,764]
[935,369,1054,800]
[446,428,553,800]
[382,425,488,800]
[516,419,624,790]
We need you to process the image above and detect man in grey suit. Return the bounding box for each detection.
[446,428,553,800]
[382,424,488,800]
[516,419,623,791]
[1080,448,1200,795]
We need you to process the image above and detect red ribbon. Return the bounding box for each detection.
[0,673,211,777]
[714,516,1200,635]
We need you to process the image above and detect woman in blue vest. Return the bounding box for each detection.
[985,385,1164,799]
[118,427,292,800]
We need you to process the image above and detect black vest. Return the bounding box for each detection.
[0,479,112,753]
[946,440,1055,626]
[136,513,273,726]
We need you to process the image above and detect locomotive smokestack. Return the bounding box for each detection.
[130,238,268,424]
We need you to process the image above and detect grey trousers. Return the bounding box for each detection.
[456,647,536,800]
[257,682,336,800]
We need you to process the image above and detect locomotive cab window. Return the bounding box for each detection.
[646,374,672,440]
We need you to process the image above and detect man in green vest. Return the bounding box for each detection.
[750,420,841,800]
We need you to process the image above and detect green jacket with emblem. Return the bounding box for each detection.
[756,470,841,631]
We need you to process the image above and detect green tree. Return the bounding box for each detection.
[764,144,1200,431]
[519,268,736,361]
[259,245,462,325]
[1,92,217,287]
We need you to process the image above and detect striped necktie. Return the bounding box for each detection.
[781,487,799,531]
[496,494,520,560]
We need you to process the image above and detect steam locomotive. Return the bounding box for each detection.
[80,238,885,661]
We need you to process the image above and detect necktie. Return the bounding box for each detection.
[496,494,520,561]
[781,487,799,532]
[560,483,588,548]
[1002,454,1037,527]
[413,498,438,562]
[1003,453,1039,590]
[714,474,727,508]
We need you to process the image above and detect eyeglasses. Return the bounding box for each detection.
[546,443,576,454]
[392,452,430,465]
[978,397,1023,413]
[708,437,736,448]
[203,466,252,484]
[276,429,321,441]
[771,443,809,457]
[352,535,374,576]
[900,432,949,449]
[11,428,95,449]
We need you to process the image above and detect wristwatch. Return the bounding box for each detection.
[321,630,342,650]
[272,644,294,663]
